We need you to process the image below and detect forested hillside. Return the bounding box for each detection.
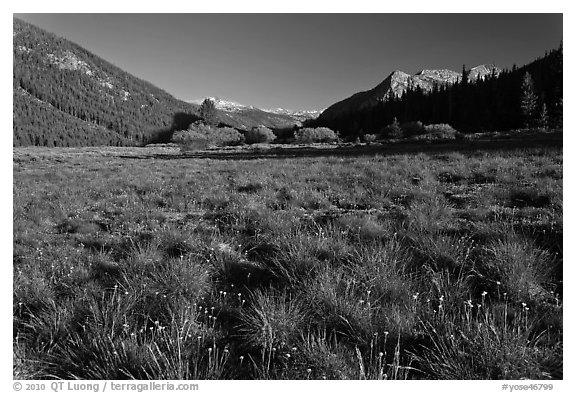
[314,46,563,137]
[13,18,198,147]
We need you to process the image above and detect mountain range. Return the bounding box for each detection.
[188,97,321,129]
[319,65,500,122]
[12,18,313,147]
[314,47,562,136]
[13,17,560,147]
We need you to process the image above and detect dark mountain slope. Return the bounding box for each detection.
[314,48,561,136]
[13,18,199,147]
[13,87,129,146]
[319,66,498,123]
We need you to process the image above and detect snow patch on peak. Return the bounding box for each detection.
[188,97,321,120]
[416,69,460,83]
[468,64,501,80]
[390,70,410,77]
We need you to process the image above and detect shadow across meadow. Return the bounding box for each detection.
[121,131,562,161]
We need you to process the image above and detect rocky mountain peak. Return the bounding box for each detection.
[319,64,502,121]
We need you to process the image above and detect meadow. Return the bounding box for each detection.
[13,142,563,379]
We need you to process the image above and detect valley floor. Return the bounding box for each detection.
[13,142,563,379]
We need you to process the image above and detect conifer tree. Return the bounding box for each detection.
[538,102,549,130]
[387,117,402,139]
[520,72,537,129]
[200,98,218,126]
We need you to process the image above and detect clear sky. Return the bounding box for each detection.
[14,13,562,111]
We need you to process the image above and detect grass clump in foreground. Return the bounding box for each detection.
[13,145,562,379]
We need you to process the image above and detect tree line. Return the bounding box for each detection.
[312,45,562,138]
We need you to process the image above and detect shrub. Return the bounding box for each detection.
[294,127,338,144]
[171,129,209,152]
[207,127,244,147]
[401,121,425,137]
[363,134,377,143]
[171,123,244,150]
[420,123,459,140]
[245,127,277,144]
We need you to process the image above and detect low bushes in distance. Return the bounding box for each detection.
[171,121,244,151]
[245,127,277,144]
[294,127,338,144]
[401,121,425,137]
[363,134,377,143]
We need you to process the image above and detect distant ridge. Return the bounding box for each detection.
[188,97,321,129]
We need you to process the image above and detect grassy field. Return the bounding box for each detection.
[13,142,563,379]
